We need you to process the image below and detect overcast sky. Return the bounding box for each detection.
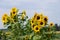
[0,0,60,29]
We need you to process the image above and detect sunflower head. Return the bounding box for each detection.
[30,17,35,24]
[38,19,45,27]
[2,14,8,23]
[2,16,7,23]
[10,7,18,18]
[37,15,40,20]
[21,14,25,19]
[44,16,48,22]
[44,16,48,25]
[33,25,40,32]
[31,24,36,30]
[10,11,17,18]
[49,22,54,27]
[34,14,41,21]
[34,13,43,21]
[22,10,26,16]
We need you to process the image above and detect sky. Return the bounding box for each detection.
[0,0,60,29]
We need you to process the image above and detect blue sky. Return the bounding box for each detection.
[0,0,60,29]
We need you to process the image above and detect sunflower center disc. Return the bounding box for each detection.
[40,22,43,25]
[13,12,15,14]
[44,18,47,21]
[51,24,53,26]
[33,25,35,28]
[36,27,38,30]
[37,16,40,20]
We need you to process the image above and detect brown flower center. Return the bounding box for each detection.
[40,22,43,25]
[51,24,53,26]
[32,25,35,28]
[32,21,34,23]
[36,27,38,30]
[37,16,40,20]
[13,11,15,14]
[44,18,47,21]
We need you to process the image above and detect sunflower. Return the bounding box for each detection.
[31,23,36,30]
[33,25,40,32]
[44,16,48,25]
[38,19,45,27]
[2,16,8,23]
[44,16,48,22]
[10,10,17,18]
[21,14,25,19]
[35,14,41,21]
[2,14,8,23]
[22,10,26,16]
[49,22,54,27]
[10,7,18,18]
[30,17,35,24]
[20,10,26,19]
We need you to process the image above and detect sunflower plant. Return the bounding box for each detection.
[1,7,57,40]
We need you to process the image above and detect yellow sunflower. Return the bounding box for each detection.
[44,16,48,22]
[49,22,54,27]
[35,14,41,21]
[10,7,18,18]
[10,10,17,18]
[44,16,48,25]
[33,25,40,32]
[22,10,26,16]
[2,16,8,23]
[31,23,36,30]
[30,17,35,24]
[21,14,25,19]
[2,14,8,23]
[38,19,45,27]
